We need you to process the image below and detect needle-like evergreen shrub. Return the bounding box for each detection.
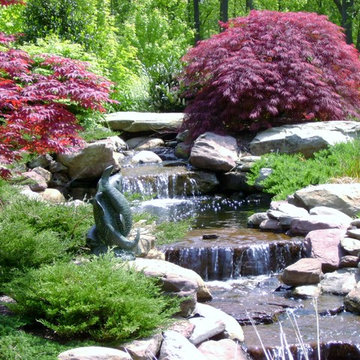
[4,255,180,342]
[180,11,360,140]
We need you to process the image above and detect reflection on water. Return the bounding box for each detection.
[134,194,269,228]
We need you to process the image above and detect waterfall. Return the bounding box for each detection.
[120,165,199,199]
[165,240,303,280]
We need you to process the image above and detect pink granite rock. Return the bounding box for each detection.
[304,229,346,272]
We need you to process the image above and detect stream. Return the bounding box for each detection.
[121,163,360,360]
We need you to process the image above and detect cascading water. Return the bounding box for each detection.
[121,160,360,360]
[165,239,304,280]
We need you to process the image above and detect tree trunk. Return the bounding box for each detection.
[333,0,354,44]
[194,0,201,44]
[246,0,254,11]
[220,0,229,24]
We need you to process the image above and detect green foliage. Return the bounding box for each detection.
[247,139,360,199]
[0,314,92,360]
[0,181,92,284]
[79,126,118,142]
[155,218,192,245]
[0,2,24,35]
[4,255,180,342]
[146,58,186,112]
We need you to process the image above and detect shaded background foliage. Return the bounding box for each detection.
[2,0,360,114]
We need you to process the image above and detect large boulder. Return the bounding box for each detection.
[189,132,238,172]
[120,334,163,360]
[304,229,346,272]
[57,140,121,179]
[58,346,131,360]
[104,112,183,132]
[159,330,208,360]
[198,339,248,360]
[291,184,360,217]
[127,258,212,302]
[290,215,349,236]
[320,269,359,295]
[344,282,360,314]
[281,258,323,286]
[188,316,226,346]
[250,120,360,157]
[194,303,244,341]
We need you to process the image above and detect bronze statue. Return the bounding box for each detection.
[87,165,140,259]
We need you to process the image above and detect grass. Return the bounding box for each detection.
[0,314,92,360]
[154,218,192,246]
[247,139,360,200]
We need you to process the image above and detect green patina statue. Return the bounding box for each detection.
[87,165,140,259]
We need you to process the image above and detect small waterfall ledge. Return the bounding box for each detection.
[164,229,304,280]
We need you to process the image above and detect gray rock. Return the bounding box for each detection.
[194,303,244,341]
[293,183,360,216]
[346,229,360,241]
[341,237,360,256]
[190,132,238,172]
[247,212,269,227]
[198,339,248,360]
[250,120,360,157]
[120,333,162,360]
[95,136,128,152]
[190,170,219,194]
[127,258,212,302]
[174,142,191,159]
[131,151,162,164]
[304,229,346,272]
[270,201,309,218]
[350,218,360,227]
[320,268,359,295]
[58,346,131,360]
[310,206,352,223]
[127,137,164,150]
[290,215,349,236]
[340,255,359,268]
[28,154,53,169]
[57,141,121,179]
[22,170,48,191]
[218,171,255,192]
[167,319,195,339]
[104,112,183,132]
[188,316,226,345]
[259,219,282,232]
[344,282,360,314]
[292,285,321,298]
[39,188,66,203]
[159,330,207,360]
[282,258,323,286]
[32,167,52,183]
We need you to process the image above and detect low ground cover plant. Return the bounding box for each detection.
[247,139,360,199]
[0,180,93,285]
[180,11,360,140]
[0,314,88,360]
[4,255,180,342]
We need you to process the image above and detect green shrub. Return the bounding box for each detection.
[0,181,93,284]
[247,139,360,199]
[4,255,180,342]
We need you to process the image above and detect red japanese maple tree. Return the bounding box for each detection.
[0,0,114,178]
[180,11,360,140]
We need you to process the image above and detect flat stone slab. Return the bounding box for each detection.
[250,120,360,156]
[104,112,184,132]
